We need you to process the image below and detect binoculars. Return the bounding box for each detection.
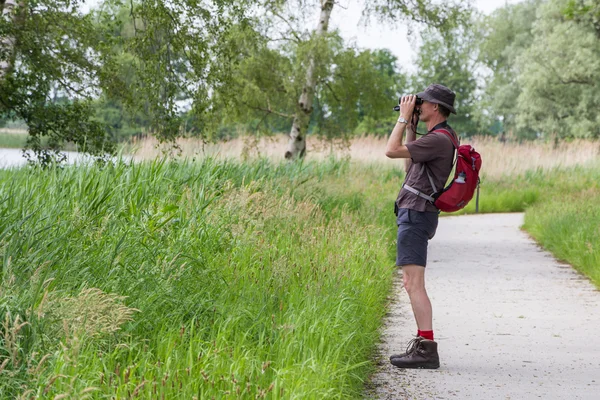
[393,96,423,112]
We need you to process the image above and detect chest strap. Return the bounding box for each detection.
[402,183,435,203]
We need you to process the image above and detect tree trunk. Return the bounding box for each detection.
[0,0,18,81]
[284,0,334,160]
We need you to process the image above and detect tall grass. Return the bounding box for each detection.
[0,158,402,399]
[130,135,600,180]
[0,132,29,148]
[521,167,600,287]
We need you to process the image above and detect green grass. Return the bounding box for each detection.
[1,157,599,399]
[523,186,600,288]
[0,158,403,399]
[0,132,82,150]
[0,132,29,148]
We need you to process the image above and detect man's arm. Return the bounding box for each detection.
[404,117,417,172]
[385,95,415,160]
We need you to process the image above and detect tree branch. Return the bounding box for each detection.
[323,80,340,104]
[540,56,594,86]
[271,10,302,43]
[241,100,293,119]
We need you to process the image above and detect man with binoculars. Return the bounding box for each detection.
[385,83,458,369]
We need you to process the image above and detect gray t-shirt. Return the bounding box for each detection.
[396,125,456,213]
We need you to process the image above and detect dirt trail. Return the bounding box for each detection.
[368,213,600,400]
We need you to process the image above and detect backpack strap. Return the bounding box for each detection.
[432,128,460,149]
[402,182,435,203]
[402,128,460,204]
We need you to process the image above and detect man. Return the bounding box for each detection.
[384,83,458,369]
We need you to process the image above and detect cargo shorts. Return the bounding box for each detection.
[395,208,439,267]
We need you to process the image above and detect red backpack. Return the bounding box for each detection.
[431,129,482,212]
[403,129,482,212]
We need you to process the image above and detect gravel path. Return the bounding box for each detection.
[368,213,600,400]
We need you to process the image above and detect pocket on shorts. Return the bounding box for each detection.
[396,208,411,225]
[408,210,439,239]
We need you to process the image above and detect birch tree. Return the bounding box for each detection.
[280,0,471,159]
[284,0,333,159]
[0,0,18,80]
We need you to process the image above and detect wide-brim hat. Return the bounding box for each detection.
[416,83,456,114]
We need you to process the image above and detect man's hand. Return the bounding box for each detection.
[386,96,414,159]
[399,95,417,121]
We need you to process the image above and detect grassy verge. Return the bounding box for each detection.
[524,191,600,287]
[0,158,404,399]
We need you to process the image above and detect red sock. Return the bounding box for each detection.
[417,330,434,341]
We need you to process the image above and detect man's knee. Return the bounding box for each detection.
[402,264,426,294]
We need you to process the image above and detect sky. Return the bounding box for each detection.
[329,0,524,72]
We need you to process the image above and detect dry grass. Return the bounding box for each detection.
[130,134,600,179]
[48,288,138,338]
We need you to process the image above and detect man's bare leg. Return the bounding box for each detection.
[402,264,432,331]
[389,264,439,369]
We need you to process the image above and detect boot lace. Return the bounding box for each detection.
[404,336,424,355]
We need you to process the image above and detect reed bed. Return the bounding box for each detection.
[131,134,600,180]
[0,158,399,399]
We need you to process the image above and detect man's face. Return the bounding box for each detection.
[418,101,437,122]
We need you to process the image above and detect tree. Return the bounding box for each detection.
[320,48,406,139]
[410,24,480,136]
[515,0,600,139]
[563,0,600,37]
[223,0,472,159]
[0,0,256,163]
[284,0,333,159]
[477,0,540,139]
[0,0,117,162]
[215,14,408,141]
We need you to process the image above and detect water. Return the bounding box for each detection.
[0,148,126,168]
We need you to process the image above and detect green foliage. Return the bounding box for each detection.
[476,0,600,140]
[477,0,540,139]
[94,0,256,142]
[0,158,399,398]
[92,97,149,142]
[0,0,116,162]
[410,22,481,136]
[319,48,405,138]
[217,0,472,139]
[364,0,472,32]
[563,0,600,36]
[516,0,600,139]
[0,0,257,162]
[218,22,407,139]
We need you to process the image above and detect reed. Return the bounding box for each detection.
[130,134,600,180]
[0,158,397,399]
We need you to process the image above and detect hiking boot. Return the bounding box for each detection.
[389,339,440,369]
[389,336,424,361]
